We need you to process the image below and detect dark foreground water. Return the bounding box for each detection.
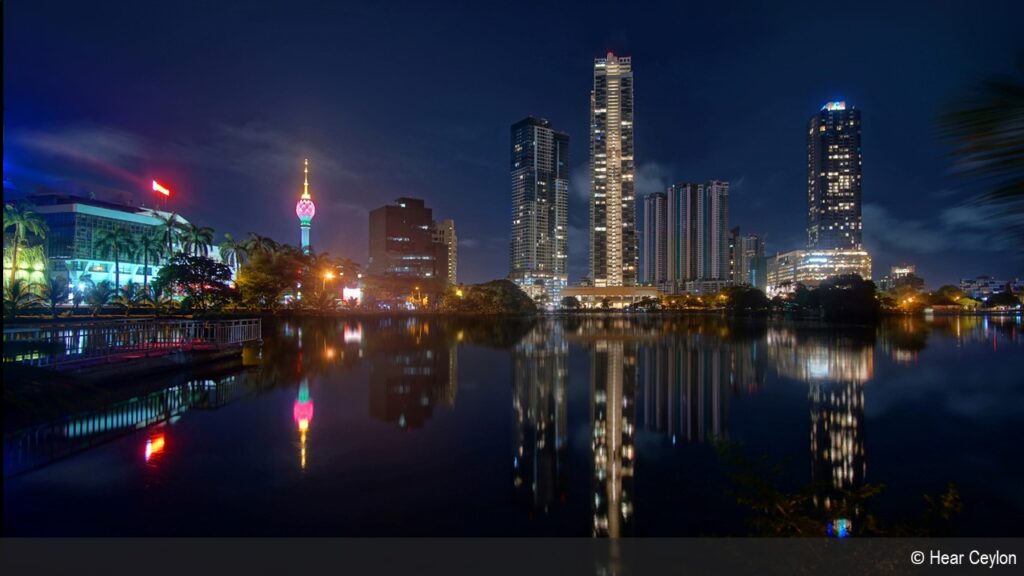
[4,315,1023,536]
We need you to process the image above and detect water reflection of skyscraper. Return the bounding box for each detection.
[512,322,568,514]
[637,334,765,443]
[367,319,458,430]
[591,339,636,538]
[767,328,871,523]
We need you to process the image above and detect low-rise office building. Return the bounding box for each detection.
[561,285,660,309]
[14,188,219,290]
[766,249,872,294]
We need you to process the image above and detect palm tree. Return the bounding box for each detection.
[94,226,137,289]
[136,232,165,289]
[243,232,279,256]
[149,283,176,316]
[155,211,182,255]
[181,223,215,257]
[219,232,246,273]
[87,281,115,317]
[40,275,69,318]
[338,257,361,280]
[307,250,338,275]
[940,63,1024,246]
[308,288,338,313]
[4,279,40,319]
[72,287,85,315]
[114,280,146,317]
[4,203,48,287]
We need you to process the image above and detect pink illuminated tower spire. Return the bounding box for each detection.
[295,158,316,253]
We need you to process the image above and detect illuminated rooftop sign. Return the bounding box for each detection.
[822,101,847,111]
[152,180,171,197]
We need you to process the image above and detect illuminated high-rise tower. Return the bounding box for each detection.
[590,52,637,287]
[510,117,570,303]
[807,102,862,250]
[295,159,316,254]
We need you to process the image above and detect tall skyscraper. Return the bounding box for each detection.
[510,117,569,302]
[808,101,862,250]
[295,159,316,254]
[432,219,457,285]
[641,192,667,285]
[665,180,730,292]
[590,52,637,287]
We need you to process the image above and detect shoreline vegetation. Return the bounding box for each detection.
[4,275,1020,325]
[6,203,1022,322]
[1,305,1020,326]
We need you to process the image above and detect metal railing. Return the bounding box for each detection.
[3,318,262,369]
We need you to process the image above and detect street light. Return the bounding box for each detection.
[322,271,335,291]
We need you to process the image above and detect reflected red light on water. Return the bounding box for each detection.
[144,434,166,462]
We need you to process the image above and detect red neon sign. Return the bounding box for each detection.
[152,180,171,197]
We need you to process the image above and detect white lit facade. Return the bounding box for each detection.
[590,52,637,287]
[766,249,872,293]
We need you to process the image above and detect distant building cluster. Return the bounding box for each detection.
[508,53,878,306]
[877,264,924,292]
[731,229,766,289]
[959,276,1024,300]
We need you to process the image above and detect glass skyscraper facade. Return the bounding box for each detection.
[589,52,637,287]
[641,192,667,285]
[510,117,569,303]
[664,180,730,293]
[807,101,862,250]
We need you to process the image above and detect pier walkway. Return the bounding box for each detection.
[3,318,262,370]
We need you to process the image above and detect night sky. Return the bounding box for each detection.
[4,0,1023,286]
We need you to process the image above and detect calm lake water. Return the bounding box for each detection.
[4,315,1023,536]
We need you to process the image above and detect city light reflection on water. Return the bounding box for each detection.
[3,315,1022,537]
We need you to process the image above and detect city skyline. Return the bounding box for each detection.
[4,1,1022,288]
